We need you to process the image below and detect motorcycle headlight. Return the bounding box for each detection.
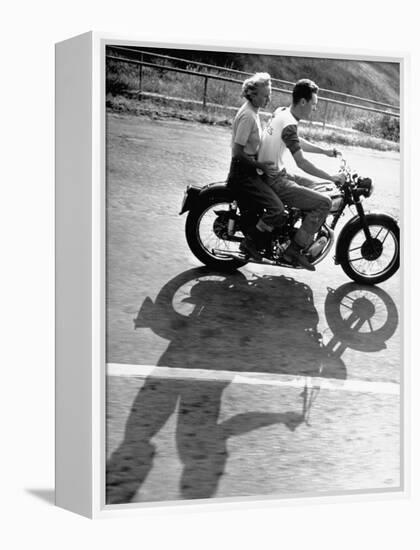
[356,177,373,198]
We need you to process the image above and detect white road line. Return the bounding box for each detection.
[106,363,399,396]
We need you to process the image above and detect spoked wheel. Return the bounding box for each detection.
[325,282,399,351]
[339,214,399,285]
[185,195,248,271]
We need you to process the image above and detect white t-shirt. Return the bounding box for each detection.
[258,107,301,171]
[231,100,262,157]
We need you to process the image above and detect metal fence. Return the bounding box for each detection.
[106,46,399,131]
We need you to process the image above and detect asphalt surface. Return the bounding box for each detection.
[105,112,402,505]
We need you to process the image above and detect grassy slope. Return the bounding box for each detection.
[150,49,400,104]
[109,47,400,106]
[242,55,399,105]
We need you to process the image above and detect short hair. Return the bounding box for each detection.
[292,79,319,104]
[241,72,271,100]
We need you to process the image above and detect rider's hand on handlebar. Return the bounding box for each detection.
[331,173,346,185]
[326,148,342,158]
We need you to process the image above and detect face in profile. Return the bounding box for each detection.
[300,92,318,119]
[251,84,271,108]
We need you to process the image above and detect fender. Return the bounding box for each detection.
[179,181,233,214]
[334,212,399,265]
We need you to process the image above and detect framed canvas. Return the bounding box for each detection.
[55,32,409,518]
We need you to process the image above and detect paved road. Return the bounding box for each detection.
[105,113,402,505]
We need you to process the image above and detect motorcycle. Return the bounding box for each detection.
[179,157,400,285]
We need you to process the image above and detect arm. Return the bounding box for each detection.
[232,143,275,174]
[232,107,276,175]
[293,149,338,182]
[281,126,342,182]
[300,137,339,157]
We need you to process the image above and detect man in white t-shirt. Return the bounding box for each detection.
[258,79,344,270]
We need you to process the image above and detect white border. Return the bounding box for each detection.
[401,49,411,500]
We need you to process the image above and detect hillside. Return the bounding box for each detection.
[143,47,400,106]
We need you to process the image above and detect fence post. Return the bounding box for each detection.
[203,76,208,109]
[138,54,143,99]
[323,100,330,130]
[343,105,347,128]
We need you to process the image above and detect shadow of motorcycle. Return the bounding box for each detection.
[106,268,398,504]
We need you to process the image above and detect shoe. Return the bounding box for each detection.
[283,241,316,271]
[239,227,270,261]
[240,234,263,260]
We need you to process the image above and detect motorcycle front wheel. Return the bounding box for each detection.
[339,214,399,285]
[185,194,248,271]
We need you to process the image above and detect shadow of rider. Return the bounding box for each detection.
[106,268,397,504]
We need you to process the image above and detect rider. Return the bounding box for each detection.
[226,72,286,260]
[257,78,345,271]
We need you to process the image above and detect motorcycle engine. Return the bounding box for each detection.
[272,236,291,260]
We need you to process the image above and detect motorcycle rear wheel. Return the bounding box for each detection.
[339,214,399,285]
[185,195,248,271]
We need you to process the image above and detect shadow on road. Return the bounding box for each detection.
[106,267,398,504]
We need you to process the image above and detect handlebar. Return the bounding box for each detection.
[337,156,362,188]
[338,156,348,172]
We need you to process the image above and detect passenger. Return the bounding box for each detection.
[227,72,286,260]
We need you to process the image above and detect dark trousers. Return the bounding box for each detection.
[226,159,285,230]
[265,172,332,247]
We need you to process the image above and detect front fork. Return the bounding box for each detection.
[354,200,375,244]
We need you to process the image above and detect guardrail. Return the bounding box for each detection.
[111,46,399,112]
[106,47,400,130]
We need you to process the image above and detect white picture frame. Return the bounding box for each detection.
[55,31,409,518]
